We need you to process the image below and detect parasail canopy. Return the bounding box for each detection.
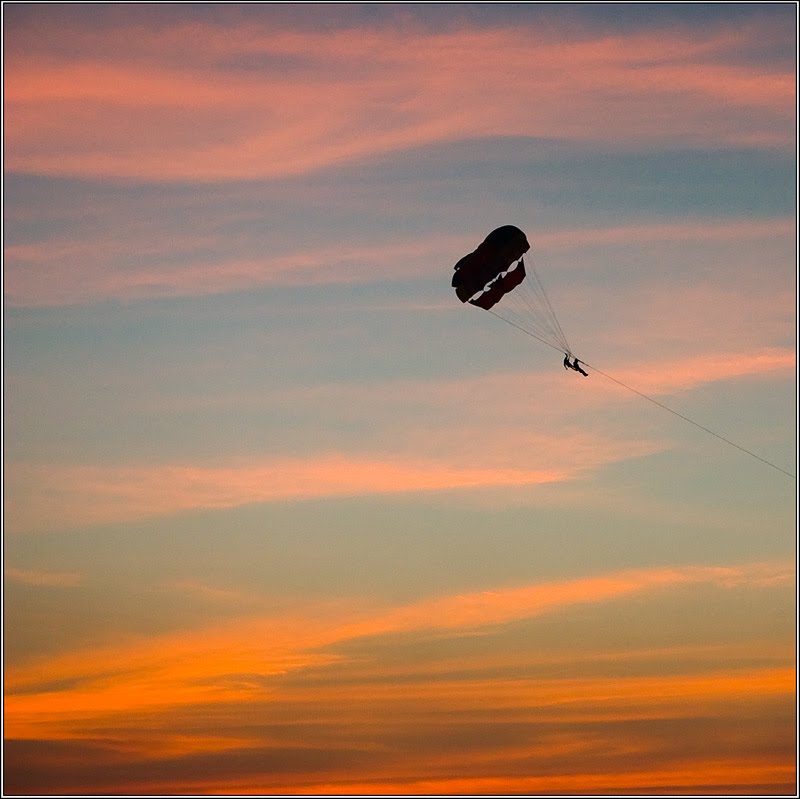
[451,225,529,308]
[452,225,571,355]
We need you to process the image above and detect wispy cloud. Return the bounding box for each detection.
[4,567,83,588]
[165,579,266,606]
[4,343,791,533]
[6,559,792,710]
[4,560,794,794]
[5,18,793,181]
[4,216,794,308]
[591,347,796,396]
[3,234,461,307]
[535,217,796,251]
[0,454,591,534]
[334,562,794,641]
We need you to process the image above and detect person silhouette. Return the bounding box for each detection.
[572,358,588,377]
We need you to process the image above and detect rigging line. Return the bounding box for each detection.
[578,358,796,480]
[523,271,562,346]
[526,257,571,353]
[486,308,567,355]
[512,271,571,353]
[486,310,795,480]
[518,281,567,352]
[506,291,564,351]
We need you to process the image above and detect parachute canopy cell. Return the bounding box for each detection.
[451,225,530,310]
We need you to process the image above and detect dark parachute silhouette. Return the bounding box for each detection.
[452,225,573,357]
[452,225,529,309]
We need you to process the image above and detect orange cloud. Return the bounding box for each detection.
[4,20,794,180]
[4,567,83,588]
[5,560,792,725]
[4,560,794,794]
[333,562,795,643]
[3,432,650,533]
[232,759,796,797]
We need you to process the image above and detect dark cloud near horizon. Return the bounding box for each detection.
[2,737,379,795]
[5,702,794,795]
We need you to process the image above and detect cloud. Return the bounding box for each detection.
[333,562,795,641]
[5,559,792,710]
[0,454,592,534]
[4,567,84,588]
[3,234,462,307]
[165,579,266,606]
[534,217,796,252]
[4,216,794,308]
[249,758,795,797]
[4,559,794,795]
[4,342,791,534]
[589,347,796,397]
[4,17,794,181]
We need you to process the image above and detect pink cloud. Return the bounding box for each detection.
[593,348,795,396]
[4,20,793,181]
[0,454,589,534]
[534,218,796,251]
[2,233,466,307]
[313,346,792,433]
[4,217,793,308]
[4,339,791,534]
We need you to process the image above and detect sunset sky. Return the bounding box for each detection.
[3,3,797,795]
